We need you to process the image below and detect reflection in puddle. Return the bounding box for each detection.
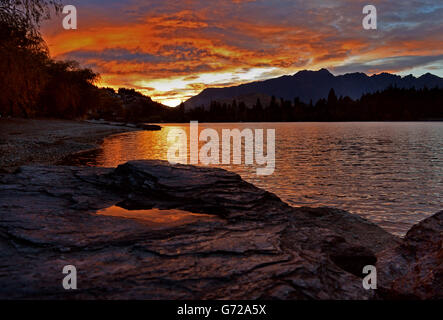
[96,206,221,229]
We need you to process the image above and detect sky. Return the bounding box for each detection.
[42,0,443,106]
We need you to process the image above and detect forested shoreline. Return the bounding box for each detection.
[0,0,173,121]
[185,87,443,122]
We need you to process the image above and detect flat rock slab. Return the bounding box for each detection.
[377,210,442,299]
[0,160,439,299]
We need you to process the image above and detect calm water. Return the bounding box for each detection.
[71,122,443,236]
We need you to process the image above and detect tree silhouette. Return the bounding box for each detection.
[0,0,104,119]
[327,88,338,105]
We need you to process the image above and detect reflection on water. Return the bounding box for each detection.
[71,122,443,236]
[97,206,221,229]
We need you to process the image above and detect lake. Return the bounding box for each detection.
[69,122,443,236]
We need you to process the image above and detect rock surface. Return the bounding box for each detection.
[377,210,442,299]
[0,160,439,299]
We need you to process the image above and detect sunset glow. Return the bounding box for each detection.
[42,0,443,106]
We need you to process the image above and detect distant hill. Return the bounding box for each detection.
[184,69,443,110]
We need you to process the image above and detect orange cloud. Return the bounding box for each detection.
[42,0,443,106]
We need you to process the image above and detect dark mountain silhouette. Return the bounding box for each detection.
[184,69,443,110]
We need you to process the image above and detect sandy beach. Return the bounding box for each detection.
[0,118,141,172]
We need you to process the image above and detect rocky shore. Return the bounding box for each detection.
[0,160,440,299]
[0,119,157,172]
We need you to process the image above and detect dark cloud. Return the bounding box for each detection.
[331,54,443,74]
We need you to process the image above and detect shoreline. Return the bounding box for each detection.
[3,119,438,236]
[0,158,440,299]
[0,118,441,299]
[0,118,145,172]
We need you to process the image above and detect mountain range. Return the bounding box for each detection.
[184,69,443,109]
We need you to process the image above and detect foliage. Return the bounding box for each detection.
[184,86,443,122]
[0,0,101,119]
[0,0,62,37]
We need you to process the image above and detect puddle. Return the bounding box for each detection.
[96,206,222,229]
